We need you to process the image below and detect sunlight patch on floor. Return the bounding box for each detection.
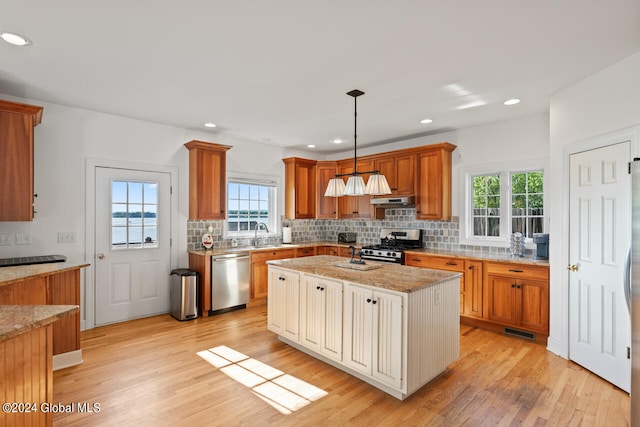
[197,345,328,414]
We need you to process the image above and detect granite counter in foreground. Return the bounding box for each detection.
[267,255,461,293]
[0,261,91,286]
[0,304,79,343]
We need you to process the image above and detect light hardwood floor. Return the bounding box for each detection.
[53,305,629,426]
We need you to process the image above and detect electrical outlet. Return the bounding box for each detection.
[0,233,11,245]
[16,233,32,245]
[58,231,76,243]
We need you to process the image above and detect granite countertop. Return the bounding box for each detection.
[188,241,354,256]
[268,255,461,293]
[0,261,91,286]
[403,248,550,266]
[0,305,79,343]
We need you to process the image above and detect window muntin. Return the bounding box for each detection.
[227,180,277,234]
[111,180,158,249]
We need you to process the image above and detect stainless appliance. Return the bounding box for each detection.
[170,269,198,321]
[360,228,423,264]
[211,252,250,312]
[631,159,640,422]
[370,196,415,208]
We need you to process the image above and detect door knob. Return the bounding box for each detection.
[97,253,105,259]
[567,264,579,272]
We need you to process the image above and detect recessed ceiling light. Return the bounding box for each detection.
[420,118,433,124]
[333,139,344,144]
[1,32,32,46]
[307,144,316,148]
[203,122,216,128]
[503,98,521,106]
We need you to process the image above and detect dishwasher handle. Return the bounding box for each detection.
[212,253,250,262]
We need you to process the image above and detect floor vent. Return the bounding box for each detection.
[504,327,535,341]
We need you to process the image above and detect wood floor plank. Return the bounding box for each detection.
[52,305,629,426]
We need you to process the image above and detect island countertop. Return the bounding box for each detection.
[0,261,90,287]
[267,255,461,293]
[0,304,79,343]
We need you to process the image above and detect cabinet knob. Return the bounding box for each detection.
[516,285,521,289]
[468,265,474,270]
[316,286,321,290]
[511,284,516,288]
[367,298,372,303]
[372,299,377,305]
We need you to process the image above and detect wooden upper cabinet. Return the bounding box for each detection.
[283,157,317,219]
[374,153,416,196]
[0,99,43,221]
[316,161,338,219]
[184,140,231,220]
[415,143,456,220]
[337,159,375,219]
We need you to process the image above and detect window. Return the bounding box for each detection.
[463,165,545,245]
[111,180,158,249]
[226,176,278,236]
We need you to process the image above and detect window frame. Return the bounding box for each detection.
[224,172,281,239]
[459,160,548,248]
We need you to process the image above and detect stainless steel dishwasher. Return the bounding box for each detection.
[210,252,251,312]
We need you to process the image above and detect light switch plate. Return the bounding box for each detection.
[58,231,76,243]
[0,233,11,245]
[16,233,32,245]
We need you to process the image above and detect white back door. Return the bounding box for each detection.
[95,167,172,326]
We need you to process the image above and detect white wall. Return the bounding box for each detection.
[548,50,640,356]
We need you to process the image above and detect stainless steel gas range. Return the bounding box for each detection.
[360,228,423,264]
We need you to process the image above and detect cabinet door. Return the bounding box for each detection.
[371,290,403,389]
[343,283,374,374]
[316,161,338,219]
[415,147,453,220]
[485,274,517,325]
[321,278,343,361]
[185,141,230,220]
[267,268,299,341]
[300,275,323,351]
[0,101,42,222]
[251,261,268,299]
[517,279,549,334]
[464,260,483,319]
[394,153,416,195]
[284,158,316,219]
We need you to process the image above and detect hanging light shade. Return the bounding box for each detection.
[323,89,392,197]
[344,175,367,196]
[365,173,392,195]
[324,177,346,197]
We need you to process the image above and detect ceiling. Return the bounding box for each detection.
[2,1,639,153]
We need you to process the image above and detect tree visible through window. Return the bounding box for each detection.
[511,171,543,237]
[472,174,501,237]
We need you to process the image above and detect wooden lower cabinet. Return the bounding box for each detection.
[483,262,549,335]
[251,249,296,301]
[405,254,482,319]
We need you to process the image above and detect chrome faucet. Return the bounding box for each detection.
[253,222,269,246]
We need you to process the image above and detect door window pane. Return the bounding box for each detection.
[111,180,159,249]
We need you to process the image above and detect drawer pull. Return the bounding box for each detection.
[509,269,524,273]
[411,258,421,262]
[445,262,458,266]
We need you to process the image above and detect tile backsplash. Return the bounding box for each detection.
[187,209,512,255]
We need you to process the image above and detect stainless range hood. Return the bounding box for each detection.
[370,196,415,208]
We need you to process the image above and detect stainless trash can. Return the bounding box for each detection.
[170,269,198,321]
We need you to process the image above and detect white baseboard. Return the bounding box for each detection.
[53,349,83,371]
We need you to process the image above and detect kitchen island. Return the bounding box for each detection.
[267,255,461,400]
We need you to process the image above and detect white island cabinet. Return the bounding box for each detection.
[267,255,461,400]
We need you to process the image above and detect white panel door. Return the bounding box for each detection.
[95,167,171,326]
[569,141,630,392]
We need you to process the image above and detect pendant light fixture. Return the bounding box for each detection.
[324,89,392,197]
